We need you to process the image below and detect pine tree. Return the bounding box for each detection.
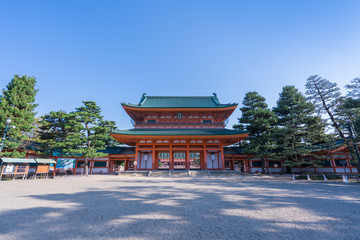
[39,110,83,156]
[70,101,116,176]
[238,91,277,173]
[344,77,360,137]
[39,105,117,174]
[306,75,360,165]
[305,75,345,138]
[96,120,119,147]
[273,86,327,172]
[0,75,38,157]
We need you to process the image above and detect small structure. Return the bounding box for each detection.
[55,158,76,175]
[0,158,36,180]
[34,158,56,179]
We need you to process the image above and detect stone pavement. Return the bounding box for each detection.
[0,175,360,240]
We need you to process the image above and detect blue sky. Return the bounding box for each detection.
[1,0,359,129]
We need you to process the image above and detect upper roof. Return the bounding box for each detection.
[122,93,237,109]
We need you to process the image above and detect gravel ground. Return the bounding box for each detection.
[0,175,360,240]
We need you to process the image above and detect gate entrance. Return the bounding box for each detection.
[158,152,170,170]
[189,152,201,170]
[157,151,201,170]
[173,152,186,169]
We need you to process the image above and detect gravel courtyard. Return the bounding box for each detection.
[1,175,360,240]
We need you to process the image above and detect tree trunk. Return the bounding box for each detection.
[261,157,266,174]
[84,158,89,177]
[280,166,285,175]
[356,162,360,175]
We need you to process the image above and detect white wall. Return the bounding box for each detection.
[91,168,108,173]
[268,168,281,173]
[139,153,152,169]
[207,153,219,169]
[251,168,262,173]
[315,168,334,173]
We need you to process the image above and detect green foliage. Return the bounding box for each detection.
[96,120,119,148]
[39,101,117,176]
[39,110,83,156]
[346,77,360,98]
[0,75,38,157]
[237,91,277,173]
[344,78,360,137]
[71,101,108,159]
[273,86,327,168]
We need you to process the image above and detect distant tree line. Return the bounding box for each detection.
[234,75,360,173]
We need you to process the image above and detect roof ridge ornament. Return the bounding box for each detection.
[139,93,147,105]
[212,93,220,105]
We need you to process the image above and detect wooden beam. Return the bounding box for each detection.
[170,140,173,170]
[152,140,156,170]
[220,143,225,170]
[134,140,138,171]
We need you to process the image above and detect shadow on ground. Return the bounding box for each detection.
[1,177,360,240]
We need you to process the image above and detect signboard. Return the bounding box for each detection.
[56,158,76,170]
[17,165,27,173]
[37,165,49,174]
[4,164,15,173]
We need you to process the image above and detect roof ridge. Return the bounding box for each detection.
[146,96,214,98]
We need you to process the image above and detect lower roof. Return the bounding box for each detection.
[110,128,247,136]
[110,128,248,146]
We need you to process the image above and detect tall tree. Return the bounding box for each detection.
[70,101,115,176]
[0,75,38,157]
[306,75,360,166]
[273,86,327,172]
[237,91,277,173]
[305,75,345,138]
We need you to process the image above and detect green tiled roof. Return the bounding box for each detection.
[111,128,247,136]
[122,94,237,108]
[224,147,245,154]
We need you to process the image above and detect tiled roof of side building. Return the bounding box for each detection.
[122,93,237,108]
[98,147,135,154]
[223,146,245,154]
[110,128,247,136]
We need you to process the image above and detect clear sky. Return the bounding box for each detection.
[1,0,359,129]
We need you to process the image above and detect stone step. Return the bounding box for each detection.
[171,170,189,177]
[117,171,149,177]
[150,170,172,177]
[117,170,244,177]
[188,170,210,177]
[208,170,243,177]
